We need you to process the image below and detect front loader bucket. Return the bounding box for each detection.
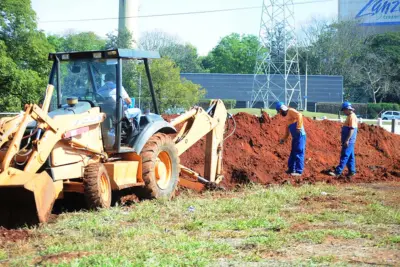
[0,170,56,228]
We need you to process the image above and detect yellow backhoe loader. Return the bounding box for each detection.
[0,49,227,228]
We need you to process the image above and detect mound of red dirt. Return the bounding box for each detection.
[171,112,400,188]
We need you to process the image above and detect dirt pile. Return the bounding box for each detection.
[174,112,400,187]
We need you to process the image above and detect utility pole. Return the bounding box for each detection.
[119,0,139,47]
[250,0,302,109]
[305,60,308,111]
[138,73,142,110]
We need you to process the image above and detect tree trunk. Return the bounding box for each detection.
[372,91,377,104]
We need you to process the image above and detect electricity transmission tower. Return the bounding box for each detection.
[250,0,302,109]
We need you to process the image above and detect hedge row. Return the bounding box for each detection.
[316,103,368,117]
[316,102,400,118]
[367,103,400,119]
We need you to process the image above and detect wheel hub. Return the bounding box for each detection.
[100,174,110,202]
[155,151,172,190]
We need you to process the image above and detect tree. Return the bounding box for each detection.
[105,30,204,110]
[0,0,53,111]
[137,58,205,113]
[48,31,106,52]
[355,33,400,103]
[139,30,204,73]
[161,43,204,73]
[355,53,392,103]
[105,28,135,49]
[299,20,364,76]
[139,30,180,51]
[299,20,400,103]
[299,20,370,101]
[367,32,400,103]
[202,33,260,74]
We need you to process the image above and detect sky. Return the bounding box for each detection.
[31,0,338,55]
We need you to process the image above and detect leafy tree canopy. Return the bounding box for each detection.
[48,31,106,52]
[0,0,51,111]
[137,58,205,113]
[202,33,260,74]
[140,30,205,73]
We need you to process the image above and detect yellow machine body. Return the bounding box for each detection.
[0,82,227,227]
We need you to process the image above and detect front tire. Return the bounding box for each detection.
[83,163,112,209]
[140,133,180,199]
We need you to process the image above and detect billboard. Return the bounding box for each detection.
[339,0,400,26]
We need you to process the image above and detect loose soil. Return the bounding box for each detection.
[33,252,91,265]
[0,227,30,243]
[169,112,400,188]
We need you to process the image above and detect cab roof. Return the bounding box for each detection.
[48,49,160,61]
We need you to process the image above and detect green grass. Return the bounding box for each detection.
[293,229,367,244]
[310,255,337,264]
[1,183,399,266]
[229,108,339,119]
[386,236,400,244]
[0,249,7,261]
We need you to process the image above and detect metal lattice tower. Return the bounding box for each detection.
[250,0,302,109]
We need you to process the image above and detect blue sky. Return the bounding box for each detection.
[31,0,338,55]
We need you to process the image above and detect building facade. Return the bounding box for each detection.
[339,0,400,33]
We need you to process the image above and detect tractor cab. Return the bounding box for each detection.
[47,49,175,153]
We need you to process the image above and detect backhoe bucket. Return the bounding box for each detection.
[0,169,56,228]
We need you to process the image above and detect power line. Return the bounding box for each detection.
[39,0,334,24]
[39,6,261,23]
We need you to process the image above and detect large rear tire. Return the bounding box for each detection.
[83,163,112,209]
[140,133,180,199]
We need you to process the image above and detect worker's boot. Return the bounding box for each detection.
[346,172,355,181]
[328,171,340,177]
[290,172,302,176]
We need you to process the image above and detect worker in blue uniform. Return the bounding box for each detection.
[329,102,358,178]
[276,102,307,176]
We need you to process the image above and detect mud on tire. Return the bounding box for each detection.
[83,163,112,209]
[140,133,180,199]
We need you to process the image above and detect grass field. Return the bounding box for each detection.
[1,182,399,266]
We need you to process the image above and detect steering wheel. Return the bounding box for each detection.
[94,92,106,102]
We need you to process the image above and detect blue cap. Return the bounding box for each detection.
[276,102,288,112]
[341,101,354,111]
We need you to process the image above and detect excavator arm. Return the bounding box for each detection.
[169,99,228,191]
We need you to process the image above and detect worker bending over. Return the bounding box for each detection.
[276,102,307,176]
[329,102,358,178]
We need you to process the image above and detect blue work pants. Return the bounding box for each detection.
[335,143,356,174]
[288,134,306,174]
